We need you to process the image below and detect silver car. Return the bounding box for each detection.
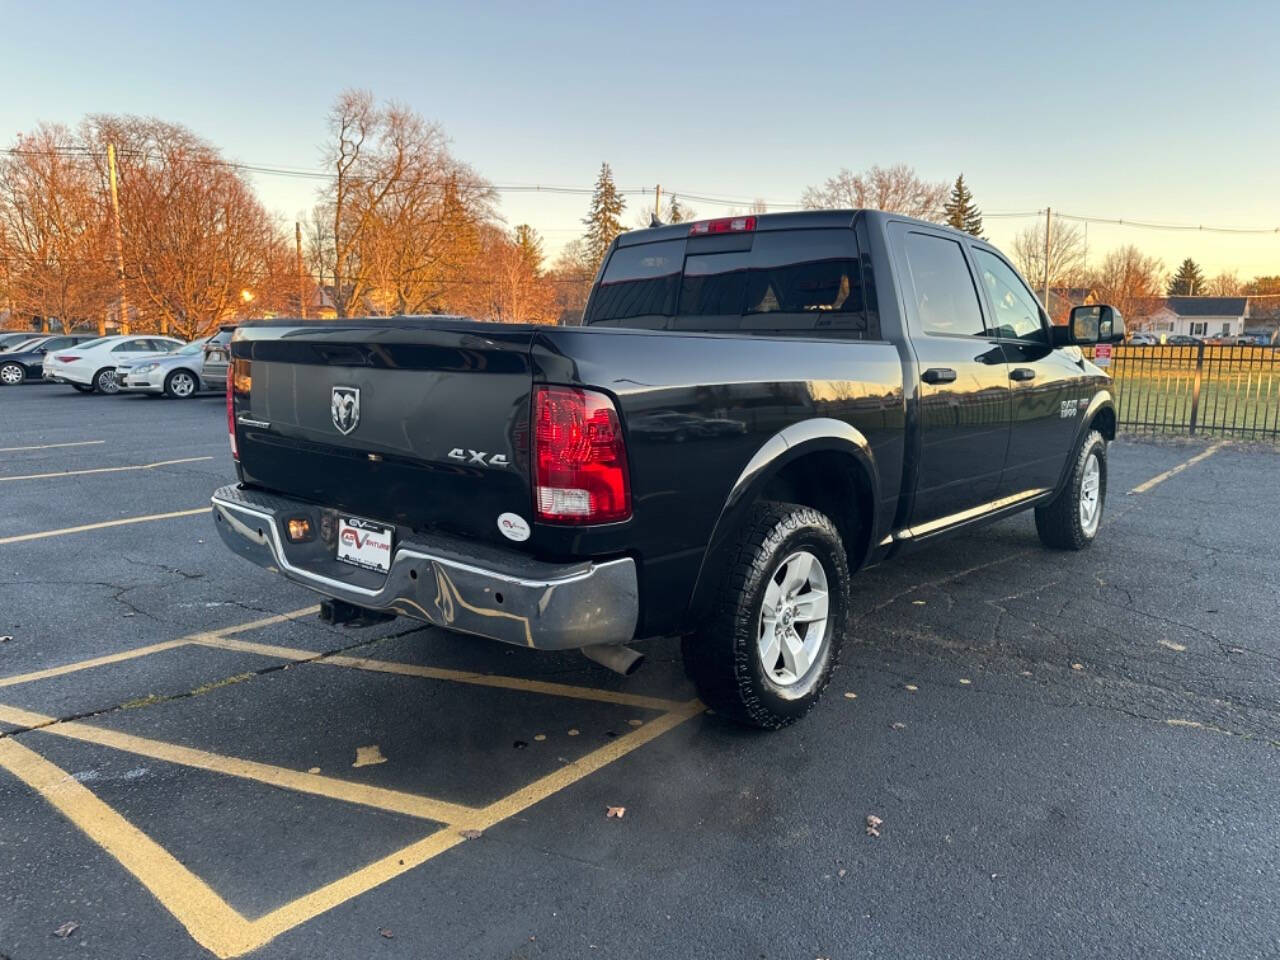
[116,338,209,398]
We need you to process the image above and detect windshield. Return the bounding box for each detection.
[73,337,111,350]
[5,338,45,352]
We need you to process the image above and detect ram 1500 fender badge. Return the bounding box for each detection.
[497,512,530,541]
[449,448,509,467]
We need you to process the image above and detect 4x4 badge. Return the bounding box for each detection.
[331,386,360,435]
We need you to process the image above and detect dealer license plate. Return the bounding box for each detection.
[336,516,394,573]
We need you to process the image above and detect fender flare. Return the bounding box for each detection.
[686,418,879,624]
[1053,388,1115,495]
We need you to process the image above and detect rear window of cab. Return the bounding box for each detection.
[585,228,877,339]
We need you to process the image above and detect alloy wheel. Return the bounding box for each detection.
[757,549,830,686]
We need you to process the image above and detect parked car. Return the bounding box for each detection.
[212,210,1124,729]
[0,334,102,386]
[116,337,210,398]
[1164,334,1202,346]
[1127,332,1159,346]
[42,335,185,393]
[202,325,236,393]
[0,331,40,351]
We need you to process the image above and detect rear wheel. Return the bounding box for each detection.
[93,367,119,394]
[0,362,24,386]
[682,501,850,729]
[1035,430,1107,550]
[164,369,198,398]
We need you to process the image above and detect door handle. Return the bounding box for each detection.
[921,367,957,385]
[1010,367,1036,382]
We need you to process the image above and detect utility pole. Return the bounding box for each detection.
[1042,207,1052,309]
[107,143,130,334]
[652,184,663,226]
[295,222,307,319]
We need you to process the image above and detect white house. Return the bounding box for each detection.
[1140,296,1249,338]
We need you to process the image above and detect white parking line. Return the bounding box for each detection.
[0,456,213,482]
[0,507,207,545]
[0,440,106,453]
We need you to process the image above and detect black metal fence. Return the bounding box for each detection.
[1083,345,1280,440]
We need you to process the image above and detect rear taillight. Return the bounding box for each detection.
[533,386,631,524]
[688,216,756,235]
[227,358,251,461]
[56,355,80,363]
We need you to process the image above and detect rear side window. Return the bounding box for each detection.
[584,240,683,325]
[586,228,874,339]
[900,233,987,337]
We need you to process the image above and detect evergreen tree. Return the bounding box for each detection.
[514,224,544,275]
[582,162,626,269]
[943,174,983,236]
[1167,258,1206,296]
[667,195,690,223]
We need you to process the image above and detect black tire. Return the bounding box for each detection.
[682,501,851,729]
[92,367,119,394]
[1035,429,1107,550]
[0,362,25,386]
[164,368,199,398]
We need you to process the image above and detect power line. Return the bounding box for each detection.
[4,146,1280,236]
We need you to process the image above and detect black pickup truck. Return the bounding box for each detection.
[212,210,1123,728]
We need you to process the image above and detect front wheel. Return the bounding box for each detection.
[1035,429,1107,550]
[92,367,119,394]
[0,362,25,386]
[682,501,851,729]
[164,369,198,398]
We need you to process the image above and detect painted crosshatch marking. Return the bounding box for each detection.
[0,610,703,958]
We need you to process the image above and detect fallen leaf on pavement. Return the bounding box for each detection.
[837,868,847,878]
[379,928,394,939]
[865,815,883,837]
[53,922,79,939]
[843,692,857,699]
[1071,663,1084,671]
[352,744,387,768]
[904,684,918,692]
[891,722,906,730]
[606,806,626,819]
[459,828,483,839]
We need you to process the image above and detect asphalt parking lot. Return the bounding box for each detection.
[1,382,1277,960]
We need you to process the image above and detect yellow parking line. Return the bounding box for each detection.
[0,507,207,545]
[0,704,476,825]
[1128,442,1224,495]
[0,439,105,453]
[0,639,190,689]
[0,455,214,482]
[0,736,251,958]
[243,698,705,952]
[196,635,686,712]
[0,608,318,689]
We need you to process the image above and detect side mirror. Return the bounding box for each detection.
[1068,305,1125,345]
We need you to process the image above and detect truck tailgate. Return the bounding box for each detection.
[232,320,535,547]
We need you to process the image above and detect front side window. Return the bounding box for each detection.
[973,248,1046,341]
[901,233,987,337]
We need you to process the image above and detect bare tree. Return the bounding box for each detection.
[1088,245,1165,325]
[1204,270,1241,296]
[801,164,948,220]
[81,115,285,338]
[457,225,557,324]
[313,91,495,317]
[1011,220,1087,294]
[0,124,110,332]
[546,238,595,324]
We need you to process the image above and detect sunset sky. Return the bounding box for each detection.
[4,0,1278,278]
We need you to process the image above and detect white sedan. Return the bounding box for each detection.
[43,335,186,394]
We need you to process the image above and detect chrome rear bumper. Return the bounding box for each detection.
[210,484,638,650]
